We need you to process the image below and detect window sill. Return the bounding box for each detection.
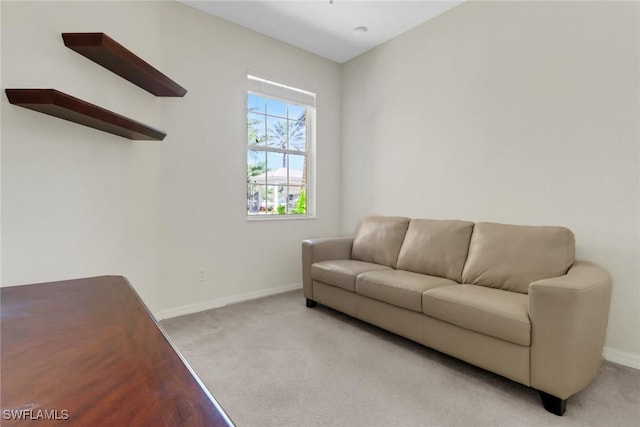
[247,215,317,222]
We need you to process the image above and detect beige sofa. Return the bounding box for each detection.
[302,216,612,416]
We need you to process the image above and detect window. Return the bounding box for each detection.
[246,75,315,217]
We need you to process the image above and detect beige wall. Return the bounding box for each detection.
[156,3,342,315]
[342,1,639,362]
[1,1,166,310]
[0,1,343,314]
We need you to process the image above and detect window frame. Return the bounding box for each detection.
[246,77,316,220]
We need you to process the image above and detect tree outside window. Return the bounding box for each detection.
[247,84,313,217]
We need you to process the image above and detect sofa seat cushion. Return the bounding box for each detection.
[356,270,457,312]
[311,260,391,292]
[422,285,531,346]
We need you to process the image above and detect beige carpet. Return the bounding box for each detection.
[160,290,640,427]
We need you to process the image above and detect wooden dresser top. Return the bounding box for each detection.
[1,276,233,426]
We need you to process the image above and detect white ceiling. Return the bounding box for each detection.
[181,1,463,63]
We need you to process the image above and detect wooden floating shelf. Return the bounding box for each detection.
[62,32,187,97]
[5,89,167,141]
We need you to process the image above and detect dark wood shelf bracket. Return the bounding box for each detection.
[6,89,167,141]
[62,32,187,97]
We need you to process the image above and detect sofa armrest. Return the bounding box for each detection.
[302,237,354,299]
[529,261,612,399]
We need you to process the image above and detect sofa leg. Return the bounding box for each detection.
[539,391,566,416]
[306,298,317,308]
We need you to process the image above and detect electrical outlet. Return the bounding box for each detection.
[199,268,206,281]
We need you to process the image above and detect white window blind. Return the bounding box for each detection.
[247,75,316,108]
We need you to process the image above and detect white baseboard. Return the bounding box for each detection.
[603,347,640,370]
[154,283,302,321]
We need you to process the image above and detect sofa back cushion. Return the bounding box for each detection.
[396,219,474,282]
[461,222,575,294]
[351,216,410,268]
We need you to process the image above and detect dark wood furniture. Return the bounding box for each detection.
[1,276,233,426]
[62,33,187,97]
[6,32,186,140]
[5,89,166,141]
